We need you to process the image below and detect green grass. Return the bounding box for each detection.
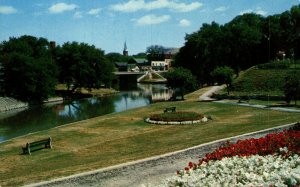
[228,66,300,96]
[0,88,299,186]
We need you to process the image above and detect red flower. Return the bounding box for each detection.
[187,130,300,170]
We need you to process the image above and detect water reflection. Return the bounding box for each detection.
[0,84,172,142]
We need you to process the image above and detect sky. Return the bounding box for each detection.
[0,0,300,55]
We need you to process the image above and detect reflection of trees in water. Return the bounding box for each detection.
[0,83,171,142]
[136,83,172,102]
[58,97,116,120]
[0,105,59,140]
[0,97,117,141]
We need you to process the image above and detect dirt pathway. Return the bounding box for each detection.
[198,85,225,101]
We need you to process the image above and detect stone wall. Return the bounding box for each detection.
[0,97,28,112]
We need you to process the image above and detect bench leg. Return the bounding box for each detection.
[22,143,31,155]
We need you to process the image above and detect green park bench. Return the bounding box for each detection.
[22,137,52,155]
[164,107,176,113]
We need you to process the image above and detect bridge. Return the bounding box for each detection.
[113,71,167,83]
[114,71,146,76]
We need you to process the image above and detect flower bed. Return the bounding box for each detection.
[160,129,300,186]
[149,112,204,122]
[146,112,207,125]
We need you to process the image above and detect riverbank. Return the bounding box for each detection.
[1,86,300,186]
[0,87,118,113]
[0,97,28,112]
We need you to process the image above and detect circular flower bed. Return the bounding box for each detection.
[145,112,207,125]
[159,129,300,186]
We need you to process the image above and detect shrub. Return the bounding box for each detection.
[257,60,290,70]
[149,112,204,122]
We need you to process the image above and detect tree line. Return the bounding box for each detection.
[173,4,300,86]
[0,35,114,102]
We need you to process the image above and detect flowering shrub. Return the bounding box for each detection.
[160,129,300,187]
[162,154,300,187]
[198,130,300,165]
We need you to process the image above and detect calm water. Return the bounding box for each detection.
[0,83,172,142]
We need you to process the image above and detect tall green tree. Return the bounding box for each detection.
[225,13,264,74]
[106,52,130,63]
[57,42,114,92]
[211,66,234,95]
[146,45,165,61]
[0,35,57,102]
[174,7,300,86]
[174,22,229,86]
[165,67,197,100]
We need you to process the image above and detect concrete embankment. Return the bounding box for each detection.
[0,97,28,112]
[0,97,64,112]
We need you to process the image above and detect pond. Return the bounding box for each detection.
[0,83,172,143]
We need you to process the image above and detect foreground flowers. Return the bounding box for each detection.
[159,129,300,187]
[161,154,300,187]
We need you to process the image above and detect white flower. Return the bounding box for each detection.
[159,154,300,187]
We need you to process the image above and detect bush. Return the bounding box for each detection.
[150,112,204,122]
[257,60,290,69]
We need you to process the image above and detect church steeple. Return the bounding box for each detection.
[123,41,128,56]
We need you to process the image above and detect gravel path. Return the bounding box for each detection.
[26,123,296,187]
[215,100,300,113]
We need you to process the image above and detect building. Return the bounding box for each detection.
[150,48,179,71]
[129,58,150,71]
[151,60,169,71]
[114,62,128,72]
[123,42,128,56]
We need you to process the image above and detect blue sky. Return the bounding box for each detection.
[0,0,299,55]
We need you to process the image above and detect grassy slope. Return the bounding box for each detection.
[231,67,300,96]
[0,87,299,186]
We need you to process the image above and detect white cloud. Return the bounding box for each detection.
[255,7,267,16]
[179,19,190,27]
[214,6,227,12]
[133,14,171,25]
[74,11,83,18]
[111,0,202,13]
[0,5,17,14]
[48,3,78,14]
[240,7,267,16]
[88,8,101,15]
[239,9,252,15]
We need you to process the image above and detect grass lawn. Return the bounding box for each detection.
[0,87,299,186]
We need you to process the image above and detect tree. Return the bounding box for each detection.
[284,71,300,105]
[165,67,197,100]
[0,35,58,102]
[56,42,114,92]
[106,52,130,63]
[225,13,264,74]
[211,66,234,95]
[146,45,165,61]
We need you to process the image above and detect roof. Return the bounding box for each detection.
[133,58,148,64]
[114,62,128,67]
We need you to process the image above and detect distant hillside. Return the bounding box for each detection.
[231,62,300,96]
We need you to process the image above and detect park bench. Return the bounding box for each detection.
[237,96,251,104]
[22,137,52,155]
[164,107,176,113]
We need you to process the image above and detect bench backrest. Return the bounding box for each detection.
[29,138,50,147]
